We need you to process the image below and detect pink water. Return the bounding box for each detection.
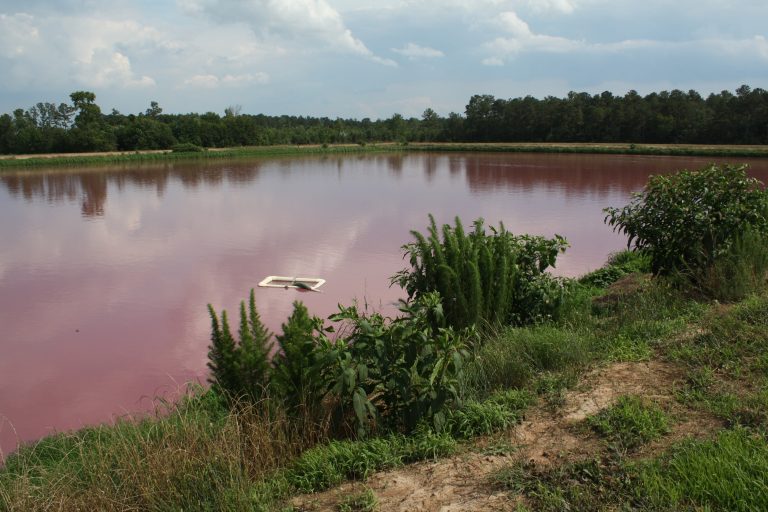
[1,152,767,457]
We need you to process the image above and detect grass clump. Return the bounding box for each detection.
[588,395,670,451]
[0,390,319,511]
[287,432,456,493]
[338,487,379,512]
[578,250,651,288]
[443,389,535,439]
[638,428,768,511]
[493,457,633,512]
[464,325,593,396]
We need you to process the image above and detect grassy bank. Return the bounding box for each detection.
[2,141,768,170]
[0,143,403,169]
[3,251,766,510]
[409,141,768,158]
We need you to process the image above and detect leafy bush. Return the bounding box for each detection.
[324,292,475,436]
[604,164,768,296]
[391,215,568,329]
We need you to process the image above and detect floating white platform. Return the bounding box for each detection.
[258,276,326,291]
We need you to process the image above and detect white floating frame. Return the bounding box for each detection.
[258,276,326,290]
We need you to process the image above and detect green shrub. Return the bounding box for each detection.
[271,301,328,414]
[325,293,475,436]
[207,289,272,400]
[171,142,204,152]
[604,164,768,296]
[392,215,568,329]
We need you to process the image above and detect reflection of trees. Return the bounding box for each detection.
[80,173,107,217]
[462,154,768,197]
[424,155,439,181]
[385,154,403,175]
[1,161,263,216]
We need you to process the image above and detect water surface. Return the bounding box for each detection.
[2,152,767,457]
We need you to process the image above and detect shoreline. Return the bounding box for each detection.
[1,141,767,170]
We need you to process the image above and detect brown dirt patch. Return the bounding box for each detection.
[290,359,712,512]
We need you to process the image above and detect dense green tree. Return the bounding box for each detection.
[2,85,768,155]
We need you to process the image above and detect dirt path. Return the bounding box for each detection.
[291,359,719,512]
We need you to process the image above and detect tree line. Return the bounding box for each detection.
[1,85,766,154]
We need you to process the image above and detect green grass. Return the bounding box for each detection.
[668,294,768,428]
[492,457,633,511]
[443,389,535,439]
[638,428,768,511]
[494,429,768,511]
[286,434,446,493]
[588,395,670,451]
[0,390,322,511]
[464,325,594,397]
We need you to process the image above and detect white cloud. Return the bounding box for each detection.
[521,0,577,14]
[484,10,583,62]
[392,42,444,59]
[0,13,161,89]
[183,72,269,88]
[482,56,504,66]
[183,74,219,88]
[180,0,394,65]
[0,13,39,58]
[483,10,768,65]
[76,49,156,88]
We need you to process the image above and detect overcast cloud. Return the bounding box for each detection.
[0,0,766,118]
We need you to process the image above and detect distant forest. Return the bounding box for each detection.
[1,85,767,155]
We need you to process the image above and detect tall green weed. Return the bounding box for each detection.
[392,215,568,329]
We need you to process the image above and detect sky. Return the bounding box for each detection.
[1,0,767,119]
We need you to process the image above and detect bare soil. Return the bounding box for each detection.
[290,359,721,512]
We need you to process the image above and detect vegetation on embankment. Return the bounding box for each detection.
[0,143,403,169]
[1,164,768,511]
[409,141,768,158]
[3,141,768,171]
